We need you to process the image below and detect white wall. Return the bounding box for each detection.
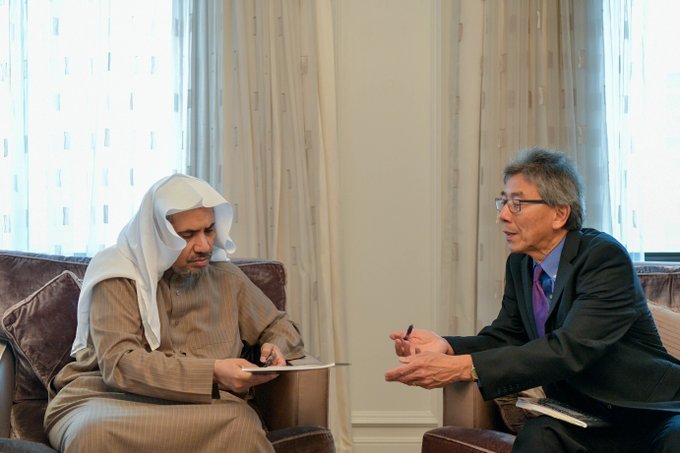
[334,1,442,451]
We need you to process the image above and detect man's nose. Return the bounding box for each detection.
[498,204,511,223]
[194,233,211,252]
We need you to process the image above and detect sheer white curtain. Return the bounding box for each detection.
[175,0,225,189]
[0,0,186,255]
[442,0,610,331]
[602,0,643,256]
[224,0,350,450]
[602,0,680,257]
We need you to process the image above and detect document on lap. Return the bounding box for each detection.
[516,397,610,428]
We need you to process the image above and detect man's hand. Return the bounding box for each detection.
[384,352,474,389]
[213,358,278,393]
[388,328,454,357]
[259,343,286,367]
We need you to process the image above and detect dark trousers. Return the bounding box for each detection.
[513,411,680,453]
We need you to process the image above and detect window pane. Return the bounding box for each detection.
[0,0,184,255]
[633,2,680,253]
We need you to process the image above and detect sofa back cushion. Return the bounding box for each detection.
[648,302,680,360]
[0,252,88,401]
[0,252,88,316]
[634,262,680,311]
[634,263,680,360]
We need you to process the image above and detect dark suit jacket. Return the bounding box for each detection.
[446,228,680,413]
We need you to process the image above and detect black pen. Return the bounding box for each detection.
[403,324,414,341]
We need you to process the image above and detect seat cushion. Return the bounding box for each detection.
[422,426,515,453]
[267,425,335,453]
[10,400,51,445]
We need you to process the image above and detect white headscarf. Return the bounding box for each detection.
[71,174,236,356]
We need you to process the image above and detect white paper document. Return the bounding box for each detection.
[516,397,610,428]
[242,362,346,373]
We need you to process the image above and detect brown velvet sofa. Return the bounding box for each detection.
[0,250,334,453]
[422,262,680,452]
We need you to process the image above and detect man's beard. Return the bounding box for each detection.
[174,252,212,276]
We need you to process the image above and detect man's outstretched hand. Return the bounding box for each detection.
[384,352,474,389]
[388,327,454,357]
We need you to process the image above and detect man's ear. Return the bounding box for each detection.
[552,205,571,230]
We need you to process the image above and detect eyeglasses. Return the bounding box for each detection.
[495,197,547,213]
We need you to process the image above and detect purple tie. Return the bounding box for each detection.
[533,264,550,337]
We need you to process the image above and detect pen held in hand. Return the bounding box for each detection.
[264,352,276,367]
[403,324,414,341]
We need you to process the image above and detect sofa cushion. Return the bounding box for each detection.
[0,438,56,453]
[10,400,51,445]
[648,301,680,359]
[2,271,81,390]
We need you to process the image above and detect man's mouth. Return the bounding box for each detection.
[189,254,211,265]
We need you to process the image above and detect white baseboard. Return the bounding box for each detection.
[352,409,439,427]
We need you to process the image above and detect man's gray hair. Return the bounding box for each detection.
[503,148,584,231]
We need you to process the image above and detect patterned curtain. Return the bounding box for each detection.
[442,0,610,330]
[0,0,185,255]
[225,0,351,450]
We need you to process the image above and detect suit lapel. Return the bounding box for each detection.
[548,229,582,319]
[520,255,540,338]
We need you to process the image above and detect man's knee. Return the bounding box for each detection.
[512,416,600,453]
[59,415,115,453]
[513,416,565,452]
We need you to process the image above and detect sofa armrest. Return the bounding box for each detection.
[443,381,500,430]
[253,354,329,430]
[0,342,14,437]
